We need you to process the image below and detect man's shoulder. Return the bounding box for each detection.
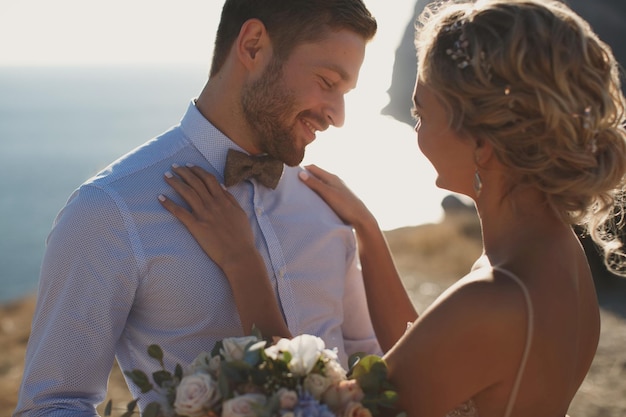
[87,127,190,188]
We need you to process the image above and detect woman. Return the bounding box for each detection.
[158,0,626,415]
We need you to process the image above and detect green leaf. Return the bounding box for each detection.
[152,370,173,388]
[348,351,366,370]
[126,399,138,412]
[143,402,162,417]
[147,344,164,367]
[124,369,154,393]
[351,355,385,377]
[251,325,264,340]
[219,361,251,391]
[103,399,113,416]
[244,344,262,366]
[211,340,224,357]
[218,365,232,398]
[175,363,183,380]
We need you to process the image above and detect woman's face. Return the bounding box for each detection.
[412,82,476,196]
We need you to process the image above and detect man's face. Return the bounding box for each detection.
[241,29,367,166]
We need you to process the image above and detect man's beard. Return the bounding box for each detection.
[241,58,304,167]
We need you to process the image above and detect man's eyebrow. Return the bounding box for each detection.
[322,63,351,82]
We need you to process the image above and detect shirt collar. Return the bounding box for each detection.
[179,99,247,179]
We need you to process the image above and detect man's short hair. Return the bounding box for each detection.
[209,0,377,77]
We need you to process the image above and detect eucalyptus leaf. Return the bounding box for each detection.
[147,344,164,367]
[124,370,153,393]
[126,399,138,412]
[103,399,113,416]
[218,367,232,398]
[211,340,224,357]
[251,325,263,340]
[143,402,162,417]
[152,370,173,387]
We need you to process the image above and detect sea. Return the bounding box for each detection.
[0,64,450,304]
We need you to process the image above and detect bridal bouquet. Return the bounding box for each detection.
[105,331,401,417]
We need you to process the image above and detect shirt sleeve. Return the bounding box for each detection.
[14,185,140,416]
[340,238,383,358]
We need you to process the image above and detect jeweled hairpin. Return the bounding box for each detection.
[444,20,471,69]
[574,105,598,153]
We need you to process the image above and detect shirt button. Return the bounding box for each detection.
[255,207,263,216]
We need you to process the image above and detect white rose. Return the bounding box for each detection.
[264,335,326,376]
[288,335,325,376]
[322,379,364,411]
[208,354,222,375]
[320,348,339,362]
[264,337,292,360]
[323,357,347,385]
[276,388,298,409]
[303,373,331,400]
[221,336,259,361]
[174,372,221,417]
[188,351,213,374]
[221,393,266,417]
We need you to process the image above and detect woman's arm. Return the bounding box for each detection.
[299,165,418,351]
[158,164,291,338]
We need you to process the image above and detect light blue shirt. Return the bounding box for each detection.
[15,101,381,416]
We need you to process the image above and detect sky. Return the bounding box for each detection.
[1,0,415,67]
[1,0,452,230]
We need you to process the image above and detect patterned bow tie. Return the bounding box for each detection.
[223,148,284,189]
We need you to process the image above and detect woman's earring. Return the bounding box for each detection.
[473,169,483,197]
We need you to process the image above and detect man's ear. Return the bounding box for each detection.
[236,19,272,71]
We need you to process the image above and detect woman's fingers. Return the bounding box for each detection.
[185,164,225,198]
[302,164,341,186]
[159,163,256,266]
[163,168,207,215]
[299,165,372,227]
[158,193,196,228]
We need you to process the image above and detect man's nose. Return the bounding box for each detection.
[323,94,346,127]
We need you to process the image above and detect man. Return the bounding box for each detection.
[15,0,379,415]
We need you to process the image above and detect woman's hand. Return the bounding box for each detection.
[158,164,255,270]
[298,164,375,229]
[159,163,291,337]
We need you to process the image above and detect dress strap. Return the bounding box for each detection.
[492,267,534,417]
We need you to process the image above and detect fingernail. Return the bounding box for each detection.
[220,183,227,190]
[164,171,173,178]
[186,163,195,168]
[298,171,309,181]
[172,163,180,169]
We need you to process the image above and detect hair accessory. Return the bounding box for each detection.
[444,20,471,69]
[574,105,598,154]
[582,106,592,129]
[443,19,491,79]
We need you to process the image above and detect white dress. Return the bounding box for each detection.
[445,268,535,417]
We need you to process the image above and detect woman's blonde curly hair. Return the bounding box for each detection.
[416,0,626,275]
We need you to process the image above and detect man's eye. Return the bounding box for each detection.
[321,77,333,88]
